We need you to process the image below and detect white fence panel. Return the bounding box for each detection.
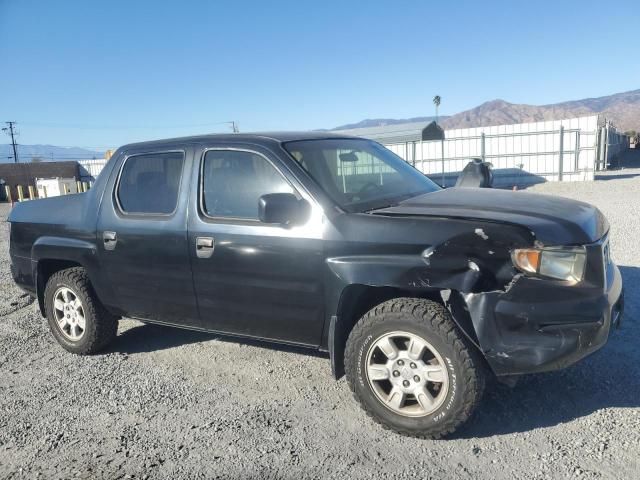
[78,159,108,181]
[381,115,627,187]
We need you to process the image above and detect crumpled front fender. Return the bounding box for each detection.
[324,220,536,377]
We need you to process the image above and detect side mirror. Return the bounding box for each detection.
[339,151,359,163]
[258,193,311,226]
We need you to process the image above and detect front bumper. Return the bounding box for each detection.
[466,261,623,376]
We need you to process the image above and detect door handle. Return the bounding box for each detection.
[196,236,215,258]
[103,231,117,251]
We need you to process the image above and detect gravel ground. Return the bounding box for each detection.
[1,153,639,479]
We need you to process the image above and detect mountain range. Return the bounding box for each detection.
[333,89,640,132]
[3,89,638,162]
[0,144,103,163]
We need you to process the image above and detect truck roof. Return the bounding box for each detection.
[119,131,360,150]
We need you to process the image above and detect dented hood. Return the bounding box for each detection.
[372,188,608,245]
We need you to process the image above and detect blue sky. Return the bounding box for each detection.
[1,0,638,151]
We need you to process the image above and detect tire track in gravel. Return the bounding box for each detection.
[0,293,34,317]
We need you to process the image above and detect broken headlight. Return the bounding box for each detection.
[511,246,586,282]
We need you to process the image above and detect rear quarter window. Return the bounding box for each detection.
[117,151,184,215]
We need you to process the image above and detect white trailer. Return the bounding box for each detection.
[36,177,78,198]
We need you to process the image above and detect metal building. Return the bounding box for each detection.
[334,121,444,144]
[0,161,80,201]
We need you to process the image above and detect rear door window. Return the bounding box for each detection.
[117,151,184,214]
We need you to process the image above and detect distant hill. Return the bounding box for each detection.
[441,90,640,131]
[333,89,640,133]
[0,144,103,163]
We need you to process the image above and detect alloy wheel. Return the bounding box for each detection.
[365,331,449,417]
[52,286,86,341]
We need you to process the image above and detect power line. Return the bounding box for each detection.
[1,119,241,161]
[56,145,112,150]
[15,151,102,157]
[18,120,241,130]
[2,122,19,163]
[22,157,103,160]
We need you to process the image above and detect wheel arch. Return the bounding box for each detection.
[31,236,104,318]
[329,284,456,379]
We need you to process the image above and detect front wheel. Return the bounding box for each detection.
[344,298,485,439]
[44,267,117,354]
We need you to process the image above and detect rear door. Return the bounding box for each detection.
[96,146,199,325]
[187,144,325,346]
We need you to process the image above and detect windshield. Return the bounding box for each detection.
[283,138,440,212]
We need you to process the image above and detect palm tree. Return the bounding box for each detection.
[433,95,441,123]
[433,95,444,187]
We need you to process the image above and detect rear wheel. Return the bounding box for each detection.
[44,267,117,354]
[345,298,485,439]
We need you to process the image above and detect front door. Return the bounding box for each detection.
[187,145,325,346]
[96,147,199,325]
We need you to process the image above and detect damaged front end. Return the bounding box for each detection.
[329,211,623,379]
[430,226,624,377]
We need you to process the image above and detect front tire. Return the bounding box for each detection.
[344,298,485,439]
[44,267,117,354]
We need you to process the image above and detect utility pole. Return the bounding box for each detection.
[2,121,19,163]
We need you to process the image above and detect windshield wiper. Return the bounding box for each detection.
[361,191,426,213]
[362,203,398,213]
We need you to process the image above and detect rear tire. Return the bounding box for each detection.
[44,267,117,354]
[344,297,485,439]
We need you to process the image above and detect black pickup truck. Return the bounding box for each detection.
[8,132,623,438]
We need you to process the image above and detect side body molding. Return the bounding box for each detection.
[32,236,98,262]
